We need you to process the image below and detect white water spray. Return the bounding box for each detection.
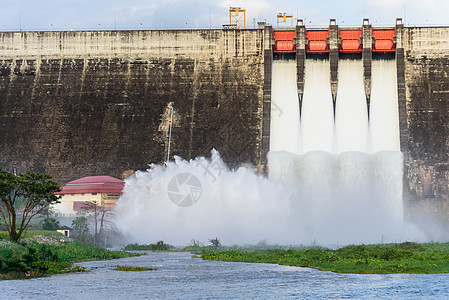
[116,151,298,245]
[116,57,425,246]
[116,149,422,246]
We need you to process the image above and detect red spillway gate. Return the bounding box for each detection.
[272,29,296,53]
[306,30,329,53]
[339,29,362,53]
[372,29,396,52]
[273,27,396,54]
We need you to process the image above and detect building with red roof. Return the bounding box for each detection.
[52,176,125,216]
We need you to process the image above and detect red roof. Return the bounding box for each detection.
[68,176,124,185]
[57,176,125,195]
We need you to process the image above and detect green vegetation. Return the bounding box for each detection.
[0,230,139,280]
[0,168,61,242]
[202,242,449,274]
[209,237,221,248]
[124,240,174,251]
[71,216,90,241]
[42,218,60,231]
[113,265,157,271]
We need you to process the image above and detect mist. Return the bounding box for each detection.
[115,150,426,246]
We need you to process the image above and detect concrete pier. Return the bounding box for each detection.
[295,22,306,116]
[362,20,372,117]
[328,21,340,115]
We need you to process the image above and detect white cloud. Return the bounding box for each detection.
[0,0,448,30]
[367,0,407,11]
[219,0,273,18]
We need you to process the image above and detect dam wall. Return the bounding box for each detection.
[402,27,449,222]
[0,30,267,183]
[0,26,449,226]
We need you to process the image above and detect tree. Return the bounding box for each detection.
[209,237,221,248]
[80,200,102,245]
[80,200,115,246]
[0,168,61,242]
[38,205,56,219]
[42,217,60,231]
[71,216,89,240]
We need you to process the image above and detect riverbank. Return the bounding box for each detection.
[0,231,139,280]
[201,242,449,274]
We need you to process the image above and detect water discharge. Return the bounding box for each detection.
[369,59,400,152]
[116,150,423,246]
[270,59,301,153]
[301,59,334,153]
[116,150,298,245]
[116,57,425,246]
[335,58,369,153]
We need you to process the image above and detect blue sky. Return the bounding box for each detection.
[1,0,447,31]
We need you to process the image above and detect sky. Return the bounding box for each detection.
[0,0,447,31]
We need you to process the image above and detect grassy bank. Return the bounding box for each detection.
[202,242,449,274]
[0,231,139,280]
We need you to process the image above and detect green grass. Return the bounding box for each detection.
[201,242,449,274]
[113,265,157,271]
[0,230,139,280]
[124,241,174,251]
[0,230,63,240]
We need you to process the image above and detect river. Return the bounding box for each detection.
[1,251,448,299]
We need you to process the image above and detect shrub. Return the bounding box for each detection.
[397,241,422,250]
[23,247,40,266]
[114,265,157,271]
[37,244,59,262]
[151,240,173,251]
[42,218,60,231]
[209,238,221,248]
[1,257,28,273]
[124,241,174,251]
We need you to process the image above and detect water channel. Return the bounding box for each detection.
[2,251,448,299]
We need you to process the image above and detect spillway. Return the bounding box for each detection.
[300,59,334,153]
[270,57,400,155]
[335,59,369,153]
[268,56,409,242]
[369,59,400,152]
[269,59,301,154]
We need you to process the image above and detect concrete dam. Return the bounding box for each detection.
[0,20,448,225]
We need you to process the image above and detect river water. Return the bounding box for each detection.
[1,251,448,299]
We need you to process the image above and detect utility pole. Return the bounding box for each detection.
[166,105,174,163]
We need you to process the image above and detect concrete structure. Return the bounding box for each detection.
[362,19,372,115]
[53,176,124,216]
[0,25,448,224]
[0,30,266,183]
[401,27,449,223]
[57,225,73,237]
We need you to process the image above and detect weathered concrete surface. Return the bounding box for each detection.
[0,30,266,183]
[260,26,273,174]
[362,23,372,112]
[402,27,449,225]
[329,23,339,111]
[295,24,306,116]
[1,26,449,230]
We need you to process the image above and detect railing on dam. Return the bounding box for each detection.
[273,26,396,54]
